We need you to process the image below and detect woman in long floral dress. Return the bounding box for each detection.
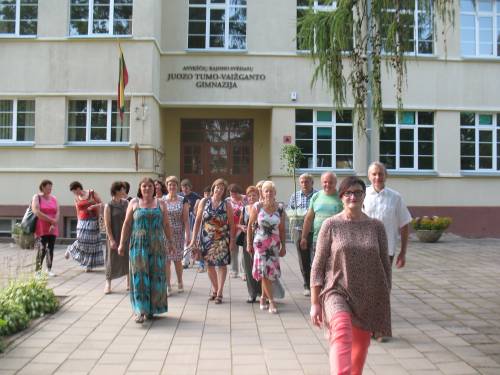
[247,181,286,314]
[189,178,235,304]
[163,176,190,296]
[118,177,174,323]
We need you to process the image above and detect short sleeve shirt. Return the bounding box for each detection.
[309,191,343,242]
[363,186,412,256]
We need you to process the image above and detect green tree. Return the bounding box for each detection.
[297,0,454,132]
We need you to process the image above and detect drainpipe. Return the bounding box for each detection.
[366,0,373,171]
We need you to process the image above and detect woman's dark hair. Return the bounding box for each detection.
[137,177,155,199]
[123,181,130,194]
[228,183,243,194]
[338,176,366,198]
[154,179,167,196]
[203,185,211,194]
[180,179,192,188]
[110,181,125,196]
[210,178,228,198]
[69,181,83,191]
[39,179,53,192]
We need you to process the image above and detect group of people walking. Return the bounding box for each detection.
[30,161,411,374]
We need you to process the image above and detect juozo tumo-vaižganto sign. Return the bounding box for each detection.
[166,65,266,89]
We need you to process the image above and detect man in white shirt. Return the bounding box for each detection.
[364,162,411,269]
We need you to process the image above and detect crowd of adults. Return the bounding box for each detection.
[30,161,411,374]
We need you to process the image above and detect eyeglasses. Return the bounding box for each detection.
[342,190,364,198]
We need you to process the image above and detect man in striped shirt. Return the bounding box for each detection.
[288,173,317,296]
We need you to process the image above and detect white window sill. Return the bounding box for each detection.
[65,142,130,147]
[67,35,133,40]
[387,170,438,176]
[185,48,248,54]
[460,55,500,61]
[461,171,500,176]
[0,35,37,39]
[0,141,35,146]
[296,168,355,175]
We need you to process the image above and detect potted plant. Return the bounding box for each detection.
[411,216,452,243]
[280,144,306,241]
[11,223,35,249]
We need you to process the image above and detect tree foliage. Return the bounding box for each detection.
[297,0,455,132]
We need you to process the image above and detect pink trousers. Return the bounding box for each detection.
[328,311,371,375]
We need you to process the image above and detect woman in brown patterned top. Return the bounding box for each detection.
[310,176,391,375]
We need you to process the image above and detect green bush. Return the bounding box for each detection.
[0,298,29,336]
[0,277,59,337]
[412,216,452,231]
[0,318,6,352]
[2,278,59,320]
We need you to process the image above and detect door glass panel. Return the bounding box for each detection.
[209,145,228,173]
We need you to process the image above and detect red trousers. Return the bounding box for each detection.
[328,312,371,375]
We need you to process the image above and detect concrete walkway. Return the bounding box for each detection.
[0,236,499,375]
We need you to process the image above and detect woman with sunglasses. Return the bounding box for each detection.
[310,176,391,375]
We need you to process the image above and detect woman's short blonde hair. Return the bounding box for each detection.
[261,180,276,193]
[165,175,179,186]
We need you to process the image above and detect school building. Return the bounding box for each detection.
[0,0,499,237]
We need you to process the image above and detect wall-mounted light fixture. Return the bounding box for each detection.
[135,102,149,121]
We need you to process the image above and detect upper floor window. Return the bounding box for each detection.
[460,112,500,171]
[67,99,130,143]
[296,0,336,51]
[69,0,133,37]
[381,0,433,55]
[380,111,434,171]
[188,0,246,50]
[0,99,35,143]
[0,0,38,36]
[295,109,353,169]
[461,0,500,56]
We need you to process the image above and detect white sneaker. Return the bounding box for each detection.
[167,286,172,297]
[47,270,56,277]
[303,289,311,296]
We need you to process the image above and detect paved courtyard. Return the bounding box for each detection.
[0,235,499,375]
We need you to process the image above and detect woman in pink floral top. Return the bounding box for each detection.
[310,176,391,375]
[247,181,286,314]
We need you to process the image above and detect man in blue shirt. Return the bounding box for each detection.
[288,173,317,296]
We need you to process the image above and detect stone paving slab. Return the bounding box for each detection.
[1,234,500,374]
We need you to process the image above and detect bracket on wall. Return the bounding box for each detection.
[154,147,165,175]
[134,143,139,171]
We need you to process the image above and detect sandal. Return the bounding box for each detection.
[208,290,217,301]
[214,295,223,304]
[259,297,269,311]
[268,300,278,314]
[135,314,145,324]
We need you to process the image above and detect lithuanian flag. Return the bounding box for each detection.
[117,45,129,122]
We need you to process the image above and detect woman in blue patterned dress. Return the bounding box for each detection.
[119,177,174,323]
[163,176,190,296]
[189,178,235,304]
[247,181,286,314]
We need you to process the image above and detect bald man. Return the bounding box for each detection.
[300,172,343,267]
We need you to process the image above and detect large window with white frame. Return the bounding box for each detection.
[379,111,434,171]
[460,112,500,171]
[296,0,336,51]
[295,109,353,170]
[0,0,38,36]
[67,99,130,143]
[461,0,500,56]
[0,99,35,143]
[188,0,246,50]
[69,0,133,36]
[381,0,433,55]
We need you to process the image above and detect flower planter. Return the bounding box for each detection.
[415,229,443,243]
[12,233,35,249]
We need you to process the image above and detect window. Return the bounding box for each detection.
[69,0,133,36]
[461,0,500,56]
[460,112,500,171]
[67,99,130,143]
[295,109,353,169]
[188,0,246,50]
[381,0,433,55]
[65,218,77,238]
[0,218,20,238]
[0,99,35,143]
[0,0,37,36]
[379,111,434,171]
[296,0,337,51]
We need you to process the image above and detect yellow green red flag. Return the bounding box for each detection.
[117,45,129,122]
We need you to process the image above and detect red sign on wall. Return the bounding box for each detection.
[283,135,292,144]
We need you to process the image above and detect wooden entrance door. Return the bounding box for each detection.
[181,119,253,193]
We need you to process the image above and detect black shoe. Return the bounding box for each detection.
[246,297,256,303]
